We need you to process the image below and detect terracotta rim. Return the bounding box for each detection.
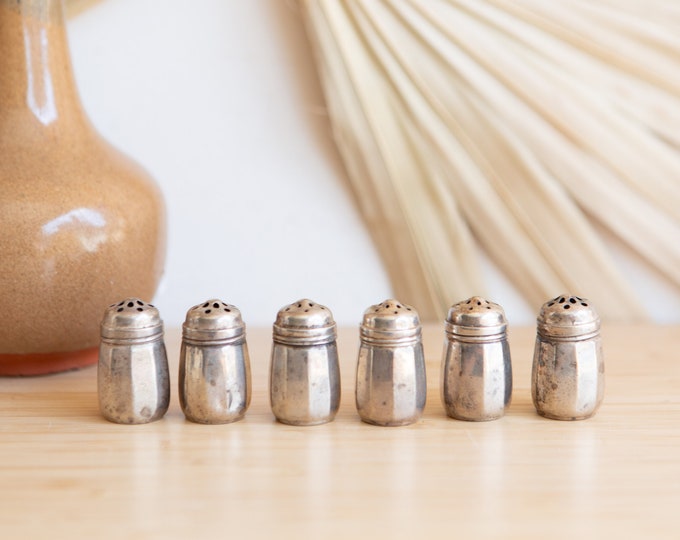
[0,347,98,376]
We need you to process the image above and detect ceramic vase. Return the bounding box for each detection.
[0,0,166,374]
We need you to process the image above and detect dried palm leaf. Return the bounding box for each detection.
[65,0,100,18]
[302,0,680,321]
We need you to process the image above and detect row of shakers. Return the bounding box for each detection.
[98,294,604,426]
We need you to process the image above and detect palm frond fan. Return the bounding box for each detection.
[65,0,99,17]
[301,0,680,321]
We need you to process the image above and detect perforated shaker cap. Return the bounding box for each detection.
[537,294,600,340]
[182,299,245,344]
[360,299,421,346]
[101,298,163,342]
[446,296,507,339]
[273,299,336,346]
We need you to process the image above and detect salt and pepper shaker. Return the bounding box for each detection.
[356,299,426,426]
[97,294,604,426]
[98,298,170,424]
[270,299,341,426]
[178,299,251,424]
[441,296,512,421]
[532,294,604,420]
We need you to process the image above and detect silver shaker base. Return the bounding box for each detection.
[98,342,170,425]
[179,343,251,425]
[356,344,426,427]
[532,338,604,421]
[441,341,512,422]
[359,417,422,428]
[270,343,340,427]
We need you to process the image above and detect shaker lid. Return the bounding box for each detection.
[101,298,163,341]
[273,299,336,346]
[537,294,600,338]
[360,299,421,344]
[182,299,245,343]
[446,296,507,338]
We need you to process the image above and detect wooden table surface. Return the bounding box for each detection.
[1,324,679,539]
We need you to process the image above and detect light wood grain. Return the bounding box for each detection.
[0,325,679,538]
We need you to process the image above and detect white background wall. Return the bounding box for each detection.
[66,0,680,327]
[67,0,391,327]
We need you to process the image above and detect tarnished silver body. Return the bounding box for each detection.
[356,299,426,427]
[98,298,170,424]
[532,294,604,420]
[441,296,512,421]
[270,299,340,426]
[179,299,251,424]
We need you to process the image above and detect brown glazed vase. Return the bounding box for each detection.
[0,0,166,374]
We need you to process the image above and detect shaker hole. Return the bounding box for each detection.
[148,304,155,308]
[297,303,302,308]
[548,302,555,306]
[116,307,124,312]
[406,307,411,311]
[213,302,219,308]
[393,311,398,314]
[224,308,231,312]
[477,301,481,306]
[304,309,309,313]
[205,309,212,314]
[309,302,314,307]
[203,302,209,308]
[137,307,143,312]
[559,297,565,304]
[285,307,290,311]
[570,298,576,304]
[118,301,125,307]
[127,302,134,308]
[581,302,588,307]
[136,300,143,306]
[486,306,491,309]
[564,305,571,309]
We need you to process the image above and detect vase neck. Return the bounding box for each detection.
[0,0,86,130]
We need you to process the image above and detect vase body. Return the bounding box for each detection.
[0,0,166,374]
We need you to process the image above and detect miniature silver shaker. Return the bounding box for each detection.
[98,298,170,424]
[532,294,604,420]
[356,299,426,427]
[179,299,251,424]
[441,296,512,421]
[270,299,340,426]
